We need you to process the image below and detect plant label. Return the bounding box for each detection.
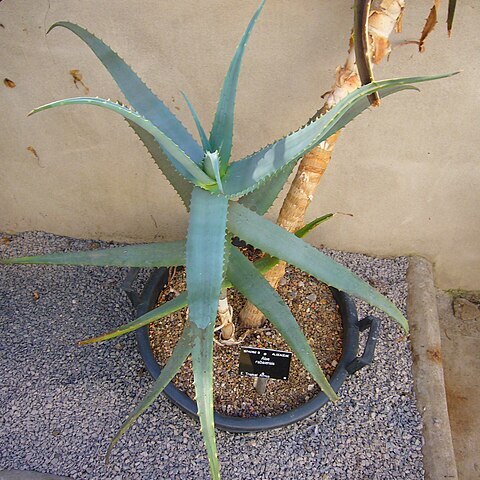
[238,346,292,380]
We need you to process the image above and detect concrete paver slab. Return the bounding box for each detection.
[437,291,480,480]
[407,257,458,480]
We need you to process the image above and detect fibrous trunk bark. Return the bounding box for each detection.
[239,0,405,329]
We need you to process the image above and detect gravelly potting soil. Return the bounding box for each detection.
[0,231,424,480]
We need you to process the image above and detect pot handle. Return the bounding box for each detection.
[121,267,142,307]
[346,315,381,374]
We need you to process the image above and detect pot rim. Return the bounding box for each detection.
[134,268,362,433]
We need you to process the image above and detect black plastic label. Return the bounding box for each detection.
[238,346,292,380]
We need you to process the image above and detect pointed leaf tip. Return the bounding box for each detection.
[209,0,265,172]
[79,291,188,345]
[106,323,194,463]
[28,96,215,187]
[227,249,337,402]
[224,73,457,199]
[181,91,211,152]
[44,21,205,164]
[46,23,58,34]
[46,21,68,35]
[191,322,220,479]
[228,203,409,333]
[447,0,457,37]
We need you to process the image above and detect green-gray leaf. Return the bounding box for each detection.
[29,97,216,188]
[181,91,211,152]
[239,162,296,215]
[79,291,188,344]
[209,0,265,173]
[186,188,229,329]
[203,151,224,193]
[48,22,204,164]
[191,321,219,480]
[80,225,335,344]
[228,202,408,332]
[105,322,194,463]
[222,73,458,198]
[253,213,335,272]
[227,248,337,401]
[0,241,186,267]
[126,120,193,208]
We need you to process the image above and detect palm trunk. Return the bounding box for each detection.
[239,0,405,328]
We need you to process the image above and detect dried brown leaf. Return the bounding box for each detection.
[69,69,90,94]
[419,1,440,52]
[4,78,16,88]
[27,146,39,161]
[395,5,405,33]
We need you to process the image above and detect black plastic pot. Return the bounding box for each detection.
[123,267,380,433]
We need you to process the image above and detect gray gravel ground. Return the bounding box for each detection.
[0,232,424,480]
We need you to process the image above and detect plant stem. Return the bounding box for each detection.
[218,288,235,341]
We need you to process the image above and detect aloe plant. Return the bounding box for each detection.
[1,2,456,478]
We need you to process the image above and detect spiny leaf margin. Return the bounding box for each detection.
[222,73,458,199]
[191,322,219,479]
[186,188,229,329]
[29,97,216,188]
[209,0,265,173]
[105,322,195,462]
[78,214,334,345]
[227,248,337,401]
[47,21,204,164]
[0,241,186,268]
[228,202,409,332]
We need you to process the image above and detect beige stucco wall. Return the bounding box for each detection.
[1,0,479,290]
